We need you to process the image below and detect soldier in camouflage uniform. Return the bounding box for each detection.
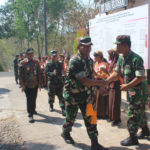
[106,35,150,146]
[61,36,108,150]
[45,50,65,116]
[19,48,41,123]
[13,54,19,84]
[18,52,25,87]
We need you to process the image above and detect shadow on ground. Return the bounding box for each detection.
[22,142,55,150]
[0,88,11,95]
[73,142,90,150]
[136,143,150,150]
[110,147,136,150]
[35,113,82,128]
[110,143,150,150]
[0,143,24,150]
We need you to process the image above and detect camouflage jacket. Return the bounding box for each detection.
[13,59,18,70]
[115,50,146,89]
[44,60,63,84]
[19,58,41,88]
[63,53,95,103]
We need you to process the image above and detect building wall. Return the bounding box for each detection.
[101,0,150,108]
[106,0,150,14]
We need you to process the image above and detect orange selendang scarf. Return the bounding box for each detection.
[86,103,97,125]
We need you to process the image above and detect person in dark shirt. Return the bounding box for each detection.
[13,54,19,84]
[19,48,41,123]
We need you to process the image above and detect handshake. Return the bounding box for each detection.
[95,77,129,91]
[96,79,108,87]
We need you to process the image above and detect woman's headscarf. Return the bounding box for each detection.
[108,49,119,73]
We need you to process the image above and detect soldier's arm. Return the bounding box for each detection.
[120,57,145,90]
[77,77,105,87]
[19,62,25,91]
[106,55,121,84]
[45,63,55,77]
[106,71,120,84]
[122,76,144,90]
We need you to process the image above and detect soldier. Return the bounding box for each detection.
[45,50,65,116]
[13,54,19,84]
[61,36,108,150]
[18,52,25,87]
[19,48,41,123]
[106,35,150,146]
[18,52,25,64]
[40,56,47,88]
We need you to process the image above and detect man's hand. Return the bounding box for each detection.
[120,84,129,91]
[21,85,25,92]
[97,80,106,87]
[53,69,56,75]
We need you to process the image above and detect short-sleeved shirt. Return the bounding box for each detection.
[63,53,94,103]
[115,50,145,88]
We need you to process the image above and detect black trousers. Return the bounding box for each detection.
[24,87,38,116]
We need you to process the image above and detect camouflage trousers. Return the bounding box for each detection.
[48,82,65,109]
[62,98,98,139]
[14,71,18,83]
[127,88,148,135]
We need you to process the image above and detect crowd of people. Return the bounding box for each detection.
[13,35,150,150]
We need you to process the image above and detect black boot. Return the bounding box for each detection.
[28,115,34,123]
[49,104,53,112]
[120,133,139,146]
[137,126,150,139]
[91,137,109,150]
[61,132,74,144]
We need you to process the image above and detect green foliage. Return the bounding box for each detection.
[0,0,96,70]
[73,29,87,54]
[0,62,6,71]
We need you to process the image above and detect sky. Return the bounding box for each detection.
[0,0,8,6]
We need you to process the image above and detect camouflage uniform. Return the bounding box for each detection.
[18,53,24,86]
[13,55,19,84]
[62,53,98,139]
[115,50,148,135]
[45,60,65,109]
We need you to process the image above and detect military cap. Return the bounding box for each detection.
[78,36,93,46]
[16,54,19,57]
[49,50,57,56]
[114,35,131,45]
[26,48,34,54]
